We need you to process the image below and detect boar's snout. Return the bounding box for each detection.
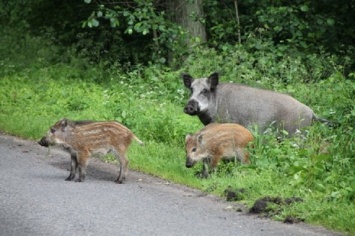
[184,100,200,115]
[38,137,49,147]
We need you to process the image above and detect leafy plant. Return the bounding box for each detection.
[82,0,188,65]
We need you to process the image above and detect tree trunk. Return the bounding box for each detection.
[168,0,207,46]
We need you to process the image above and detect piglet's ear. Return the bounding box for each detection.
[185,133,192,142]
[207,72,219,90]
[197,134,204,145]
[182,73,194,88]
[60,118,68,131]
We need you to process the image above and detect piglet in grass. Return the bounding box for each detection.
[185,123,253,178]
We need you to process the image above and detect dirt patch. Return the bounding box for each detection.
[249,196,283,214]
[224,186,246,201]
[283,215,304,224]
[284,197,303,205]
[222,187,305,225]
[249,196,304,224]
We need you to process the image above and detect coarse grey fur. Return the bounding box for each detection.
[182,72,332,137]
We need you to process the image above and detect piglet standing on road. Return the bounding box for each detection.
[38,118,143,183]
[185,123,253,178]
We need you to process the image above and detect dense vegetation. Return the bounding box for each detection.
[0,0,354,234]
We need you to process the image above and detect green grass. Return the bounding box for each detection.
[0,33,354,235]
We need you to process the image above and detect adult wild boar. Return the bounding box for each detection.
[38,118,143,183]
[185,123,253,178]
[182,72,331,136]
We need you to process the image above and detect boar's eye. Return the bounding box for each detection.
[50,128,56,133]
[201,89,208,94]
[191,147,197,152]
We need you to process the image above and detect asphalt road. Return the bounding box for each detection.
[0,133,341,236]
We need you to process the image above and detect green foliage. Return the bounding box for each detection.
[0,63,200,144]
[206,0,354,52]
[181,43,342,87]
[251,128,355,202]
[205,0,354,75]
[2,0,354,70]
[82,0,188,65]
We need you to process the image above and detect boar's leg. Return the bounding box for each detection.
[65,153,78,181]
[114,150,129,184]
[76,151,89,182]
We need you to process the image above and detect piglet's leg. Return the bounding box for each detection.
[114,150,129,184]
[210,156,220,170]
[201,159,210,178]
[65,153,78,181]
[76,151,90,182]
[206,155,221,177]
[239,149,251,164]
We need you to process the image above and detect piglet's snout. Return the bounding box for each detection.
[38,137,49,147]
[185,158,195,168]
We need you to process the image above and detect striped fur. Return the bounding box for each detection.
[39,118,143,183]
[185,123,253,178]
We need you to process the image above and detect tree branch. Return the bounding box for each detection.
[234,0,241,44]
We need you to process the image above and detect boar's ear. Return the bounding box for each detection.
[207,72,219,90]
[182,73,194,88]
